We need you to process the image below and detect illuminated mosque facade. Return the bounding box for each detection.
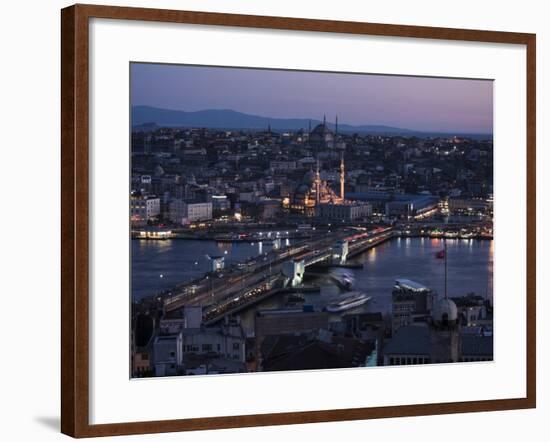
[286,115,372,221]
[290,156,346,215]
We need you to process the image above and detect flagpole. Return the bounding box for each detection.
[444,238,448,299]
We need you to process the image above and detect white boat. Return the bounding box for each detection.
[326,291,371,313]
[394,279,430,292]
[331,273,354,290]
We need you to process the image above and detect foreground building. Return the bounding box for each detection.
[261,333,374,372]
[180,318,246,363]
[153,333,183,376]
[391,279,434,334]
[459,335,493,362]
[383,295,492,365]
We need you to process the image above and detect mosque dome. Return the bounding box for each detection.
[309,116,338,149]
[303,169,316,184]
[295,183,311,195]
[432,298,458,326]
[311,123,333,136]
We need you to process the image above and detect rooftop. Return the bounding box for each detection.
[262,334,372,372]
[461,335,493,357]
[155,335,179,342]
[384,324,431,356]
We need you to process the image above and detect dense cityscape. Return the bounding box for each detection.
[131,115,494,377]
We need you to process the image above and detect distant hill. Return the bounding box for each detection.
[132,121,159,132]
[131,105,418,135]
[131,106,493,139]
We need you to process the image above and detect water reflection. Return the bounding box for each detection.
[132,237,493,335]
[132,239,280,299]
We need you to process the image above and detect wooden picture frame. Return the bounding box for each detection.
[61,3,536,437]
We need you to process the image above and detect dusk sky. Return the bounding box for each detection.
[131,63,493,134]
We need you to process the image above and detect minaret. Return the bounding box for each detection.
[339,152,345,201]
[315,159,321,204]
[323,114,326,126]
[335,115,339,149]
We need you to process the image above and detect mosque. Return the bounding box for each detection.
[309,115,338,149]
[290,154,346,216]
[287,114,372,220]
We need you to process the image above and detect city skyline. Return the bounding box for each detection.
[130,62,494,378]
[131,63,493,134]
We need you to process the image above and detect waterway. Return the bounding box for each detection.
[132,238,290,299]
[132,237,493,334]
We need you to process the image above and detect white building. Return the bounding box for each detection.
[316,201,372,222]
[391,279,434,334]
[153,333,183,376]
[159,306,203,334]
[130,194,160,226]
[169,200,213,225]
[180,321,246,362]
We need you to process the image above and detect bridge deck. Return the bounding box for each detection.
[160,228,395,322]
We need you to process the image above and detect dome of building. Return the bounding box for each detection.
[310,124,335,149]
[311,123,333,136]
[295,183,311,195]
[303,169,316,184]
[432,298,458,326]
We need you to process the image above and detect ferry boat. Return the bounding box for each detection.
[394,279,430,292]
[331,273,354,290]
[326,291,371,313]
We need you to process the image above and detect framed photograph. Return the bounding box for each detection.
[61,3,536,437]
